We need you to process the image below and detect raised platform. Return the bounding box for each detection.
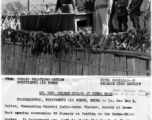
[20,12,93,33]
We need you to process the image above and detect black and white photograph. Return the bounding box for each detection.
[0,1,152,120]
[1,0,151,75]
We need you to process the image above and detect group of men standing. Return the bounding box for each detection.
[115,0,147,31]
[94,0,151,36]
[53,0,150,36]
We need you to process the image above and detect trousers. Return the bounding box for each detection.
[130,15,141,29]
[117,16,128,32]
[94,8,109,36]
[140,11,151,29]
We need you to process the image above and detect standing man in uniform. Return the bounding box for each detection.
[128,0,143,29]
[55,0,78,13]
[116,0,129,32]
[94,0,113,36]
[140,0,151,28]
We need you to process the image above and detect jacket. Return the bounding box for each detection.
[55,0,76,12]
[129,0,143,16]
[116,0,129,16]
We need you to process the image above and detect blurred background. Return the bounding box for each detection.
[1,0,89,14]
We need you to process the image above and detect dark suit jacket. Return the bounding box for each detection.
[129,0,143,16]
[55,0,76,12]
[116,0,129,16]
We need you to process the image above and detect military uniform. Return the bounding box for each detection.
[116,0,129,32]
[140,0,151,28]
[129,0,143,29]
[94,0,113,36]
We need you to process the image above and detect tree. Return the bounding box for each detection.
[5,1,25,12]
